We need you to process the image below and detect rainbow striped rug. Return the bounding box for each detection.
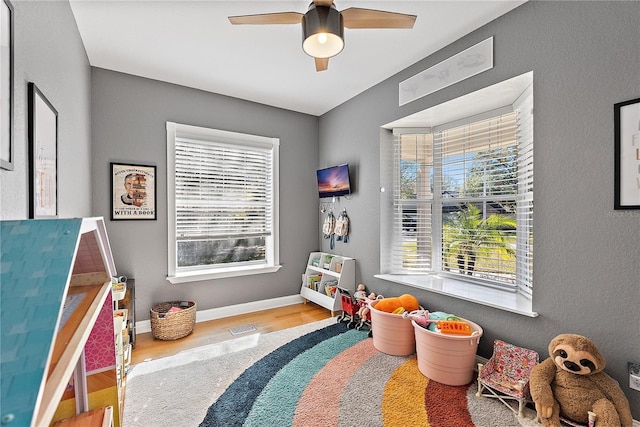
[199,322,527,427]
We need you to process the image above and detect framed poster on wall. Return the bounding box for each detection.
[614,97,640,210]
[28,82,58,218]
[110,162,157,220]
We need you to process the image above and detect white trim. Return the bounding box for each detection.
[166,121,280,280]
[136,294,304,334]
[166,122,177,278]
[375,273,537,317]
[399,37,494,106]
[167,264,281,284]
[168,121,280,148]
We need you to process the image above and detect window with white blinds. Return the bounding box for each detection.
[166,122,280,282]
[392,132,434,272]
[392,107,533,294]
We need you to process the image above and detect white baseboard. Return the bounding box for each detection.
[136,294,305,334]
[633,419,640,427]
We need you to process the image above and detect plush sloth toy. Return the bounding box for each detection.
[529,333,633,426]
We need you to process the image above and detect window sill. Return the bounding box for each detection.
[374,274,537,317]
[168,264,281,284]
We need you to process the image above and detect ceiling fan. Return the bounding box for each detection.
[228,1,416,72]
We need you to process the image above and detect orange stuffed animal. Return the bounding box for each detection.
[374,294,419,313]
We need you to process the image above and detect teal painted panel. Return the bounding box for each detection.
[0,219,82,426]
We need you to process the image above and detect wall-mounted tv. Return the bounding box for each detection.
[317,164,351,198]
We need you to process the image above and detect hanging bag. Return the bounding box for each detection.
[334,208,350,243]
[322,211,336,249]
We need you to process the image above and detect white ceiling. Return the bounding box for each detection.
[69,0,527,116]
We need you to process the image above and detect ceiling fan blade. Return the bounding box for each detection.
[341,8,416,29]
[228,12,303,25]
[313,0,335,7]
[315,57,329,72]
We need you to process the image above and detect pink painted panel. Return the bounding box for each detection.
[85,292,116,373]
[72,231,107,275]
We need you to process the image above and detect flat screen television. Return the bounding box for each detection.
[317,164,351,198]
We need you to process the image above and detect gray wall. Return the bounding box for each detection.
[0,1,91,219]
[90,68,320,323]
[318,1,640,417]
[2,0,638,419]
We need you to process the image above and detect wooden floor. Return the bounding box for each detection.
[130,302,332,365]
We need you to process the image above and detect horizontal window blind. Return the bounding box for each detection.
[392,108,533,293]
[175,137,273,241]
[436,113,518,200]
[393,132,433,272]
[167,121,279,276]
[514,87,534,295]
[436,113,519,287]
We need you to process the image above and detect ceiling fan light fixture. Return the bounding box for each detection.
[302,4,344,59]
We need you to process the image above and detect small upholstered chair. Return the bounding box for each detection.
[476,339,539,418]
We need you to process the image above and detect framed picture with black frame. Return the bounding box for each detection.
[0,0,13,170]
[614,97,640,210]
[110,162,157,220]
[28,82,58,218]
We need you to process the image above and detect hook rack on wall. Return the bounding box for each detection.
[320,195,349,213]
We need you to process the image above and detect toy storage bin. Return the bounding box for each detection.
[412,318,483,386]
[150,301,196,340]
[369,300,416,356]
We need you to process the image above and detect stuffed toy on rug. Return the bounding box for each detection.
[529,333,633,427]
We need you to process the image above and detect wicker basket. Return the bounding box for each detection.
[150,301,196,340]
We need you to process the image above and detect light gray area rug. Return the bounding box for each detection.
[123,317,539,426]
[123,318,337,426]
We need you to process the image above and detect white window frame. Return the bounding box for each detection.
[390,110,522,282]
[377,75,535,317]
[166,122,280,284]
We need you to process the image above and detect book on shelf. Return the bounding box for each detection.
[307,274,322,290]
[324,280,338,297]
